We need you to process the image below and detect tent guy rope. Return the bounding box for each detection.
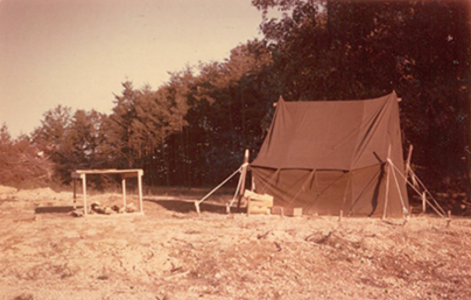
[388,159,447,218]
[194,149,250,215]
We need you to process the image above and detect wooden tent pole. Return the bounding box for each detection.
[404,144,413,178]
[388,157,409,218]
[226,150,250,213]
[382,144,392,220]
[236,149,250,211]
[227,168,245,213]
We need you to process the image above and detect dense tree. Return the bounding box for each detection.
[104,75,194,186]
[253,0,471,194]
[67,109,107,168]
[31,105,73,181]
[32,105,72,148]
[14,0,469,206]
[182,40,274,185]
[0,124,54,186]
[106,81,138,169]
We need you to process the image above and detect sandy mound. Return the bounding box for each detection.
[0,185,17,199]
[14,187,58,201]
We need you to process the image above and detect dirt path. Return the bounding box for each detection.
[0,187,470,300]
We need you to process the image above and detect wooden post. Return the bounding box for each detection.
[138,170,144,214]
[338,210,343,222]
[382,144,392,220]
[227,170,244,214]
[82,174,87,216]
[122,175,127,210]
[236,149,250,211]
[404,144,413,178]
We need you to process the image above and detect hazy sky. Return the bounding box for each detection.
[0,0,263,137]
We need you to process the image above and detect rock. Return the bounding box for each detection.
[126,203,137,213]
[70,210,84,217]
[13,293,34,300]
[104,207,116,215]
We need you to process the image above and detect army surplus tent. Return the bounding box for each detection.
[251,91,409,217]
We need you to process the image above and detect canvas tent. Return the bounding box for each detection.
[251,91,409,217]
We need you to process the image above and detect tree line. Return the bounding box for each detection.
[1,0,470,198]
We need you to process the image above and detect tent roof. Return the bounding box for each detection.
[252,91,402,171]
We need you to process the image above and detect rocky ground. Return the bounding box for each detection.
[0,186,470,300]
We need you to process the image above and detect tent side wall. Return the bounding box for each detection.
[252,164,405,217]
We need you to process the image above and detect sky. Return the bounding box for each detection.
[0,0,264,138]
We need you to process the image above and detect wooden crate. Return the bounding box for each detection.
[271,206,303,217]
[245,190,273,215]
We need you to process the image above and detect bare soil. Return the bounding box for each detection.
[0,186,470,300]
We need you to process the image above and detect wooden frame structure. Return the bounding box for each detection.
[71,169,144,216]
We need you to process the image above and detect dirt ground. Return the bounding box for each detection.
[0,186,470,300]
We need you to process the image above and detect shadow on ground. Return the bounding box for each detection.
[32,200,247,215]
[145,198,247,215]
[35,206,77,214]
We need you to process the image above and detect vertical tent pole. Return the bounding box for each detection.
[382,144,392,220]
[225,150,250,213]
[228,170,244,213]
[236,149,250,211]
[122,174,127,210]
